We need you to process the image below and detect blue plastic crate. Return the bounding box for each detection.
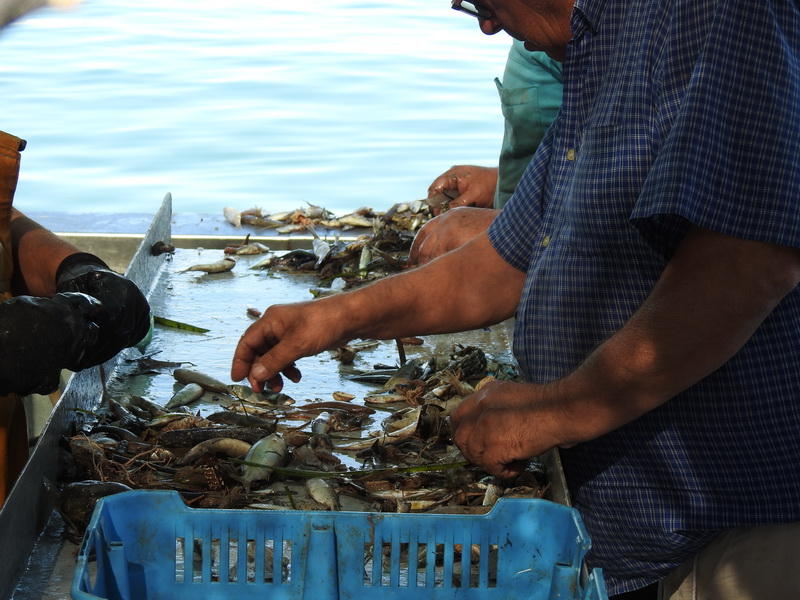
[72,490,608,600]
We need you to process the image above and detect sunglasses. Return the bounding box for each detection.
[451,0,493,19]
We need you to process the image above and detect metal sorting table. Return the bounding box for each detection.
[3,194,569,599]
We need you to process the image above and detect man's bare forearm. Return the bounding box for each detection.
[335,231,524,341]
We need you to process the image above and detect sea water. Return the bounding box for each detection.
[0,0,511,224]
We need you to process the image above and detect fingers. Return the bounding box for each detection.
[450,383,544,479]
[427,166,463,196]
[251,360,302,393]
[231,308,309,393]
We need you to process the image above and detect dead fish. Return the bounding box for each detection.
[276,224,306,234]
[174,368,230,395]
[311,412,331,435]
[306,478,340,511]
[223,206,241,227]
[364,393,407,405]
[181,257,236,273]
[294,400,374,415]
[482,481,503,507]
[165,383,204,410]
[227,383,294,406]
[309,277,347,298]
[241,214,285,229]
[160,426,275,448]
[306,226,331,268]
[338,214,373,228]
[242,433,287,490]
[358,246,372,277]
[206,411,275,429]
[127,395,167,417]
[178,437,252,466]
[246,307,262,319]
[146,412,198,428]
[225,242,270,255]
[249,256,276,270]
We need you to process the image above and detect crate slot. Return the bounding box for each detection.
[191,538,203,583]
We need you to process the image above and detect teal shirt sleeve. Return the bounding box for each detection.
[494,41,563,208]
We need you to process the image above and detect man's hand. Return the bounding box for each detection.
[55,252,150,366]
[409,207,498,266]
[428,165,498,214]
[0,293,104,396]
[231,300,351,393]
[450,379,567,479]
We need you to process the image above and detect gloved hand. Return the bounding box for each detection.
[0,293,103,396]
[55,252,150,366]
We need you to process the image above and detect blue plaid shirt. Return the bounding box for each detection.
[488,0,800,593]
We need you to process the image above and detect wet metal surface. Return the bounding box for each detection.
[108,246,515,451]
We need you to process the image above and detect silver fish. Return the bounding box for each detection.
[306,477,340,511]
[173,368,230,394]
[227,383,294,406]
[339,214,373,228]
[242,433,287,490]
[181,257,236,273]
[227,242,270,255]
[223,206,241,227]
[165,383,204,410]
[178,437,252,466]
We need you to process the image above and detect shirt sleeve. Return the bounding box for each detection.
[631,0,800,254]
[488,129,554,271]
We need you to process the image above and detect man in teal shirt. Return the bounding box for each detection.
[410,41,562,264]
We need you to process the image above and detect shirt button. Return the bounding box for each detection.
[541,235,551,247]
[566,148,577,161]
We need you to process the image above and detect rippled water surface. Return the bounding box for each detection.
[0,0,511,220]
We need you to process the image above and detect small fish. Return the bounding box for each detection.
[165,383,204,410]
[242,433,288,490]
[249,256,276,270]
[225,242,270,255]
[276,224,305,234]
[358,246,372,277]
[223,206,241,227]
[338,214,373,228]
[146,413,194,428]
[228,383,294,406]
[331,391,355,403]
[222,206,242,227]
[173,368,230,395]
[311,412,331,435]
[482,482,503,507]
[364,393,407,405]
[178,437,252,466]
[241,214,285,228]
[181,257,236,273]
[306,478,340,511]
[206,411,275,429]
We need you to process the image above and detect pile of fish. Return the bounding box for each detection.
[223,200,433,235]
[58,345,546,541]
[182,214,420,294]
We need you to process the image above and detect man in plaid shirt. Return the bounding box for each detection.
[233,1,800,597]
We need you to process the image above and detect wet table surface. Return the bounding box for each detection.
[11,246,517,600]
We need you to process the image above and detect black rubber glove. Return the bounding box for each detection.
[0,293,103,396]
[55,252,150,366]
